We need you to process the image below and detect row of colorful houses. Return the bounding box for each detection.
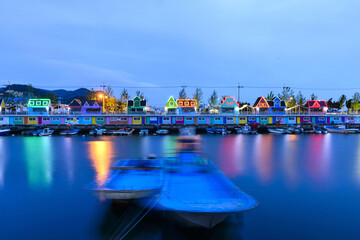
[0,115,356,126]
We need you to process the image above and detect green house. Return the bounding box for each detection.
[28,99,52,115]
[165,96,178,114]
[127,96,146,114]
[220,96,239,114]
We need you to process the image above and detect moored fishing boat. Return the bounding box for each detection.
[235,125,257,134]
[268,128,290,134]
[89,127,107,136]
[111,128,135,135]
[314,126,328,134]
[139,129,149,135]
[325,125,360,134]
[59,128,80,136]
[37,128,54,136]
[0,128,12,136]
[156,129,169,135]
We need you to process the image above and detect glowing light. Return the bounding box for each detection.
[99,94,103,99]
[218,135,246,177]
[253,135,274,184]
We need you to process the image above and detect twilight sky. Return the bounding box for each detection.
[1,0,360,106]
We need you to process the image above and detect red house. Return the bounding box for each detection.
[304,100,328,114]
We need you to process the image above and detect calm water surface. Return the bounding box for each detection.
[0,134,360,239]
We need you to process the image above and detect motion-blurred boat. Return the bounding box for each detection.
[0,128,12,136]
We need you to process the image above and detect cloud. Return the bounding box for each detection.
[45,59,157,88]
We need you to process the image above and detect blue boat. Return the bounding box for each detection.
[139,129,149,135]
[59,128,80,136]
[154,136,257,228]
[0,128,12,136]
[89,158,163,200]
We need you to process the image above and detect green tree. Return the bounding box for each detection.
[118,88,130,111]
[178,87,187,99]
[295,91,306,106]
[86,88,97,100]
[135,90,146,100]
[278,87,294,101]
[208,90,219,110]
[346,99,353,110]
[338,94,347,109]
[192,88,203,108]
[310,93,317,100]
[266,91,275,101]
[351,92,360,112]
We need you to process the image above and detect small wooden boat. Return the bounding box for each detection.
[59,128,80,136]
[206,127,231,135]
[314,126,328,134]
[286,125,303,134]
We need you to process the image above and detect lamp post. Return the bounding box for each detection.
[99,94,107,114]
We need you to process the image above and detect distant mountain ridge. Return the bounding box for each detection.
[1,84,90,103]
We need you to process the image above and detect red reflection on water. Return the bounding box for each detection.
[253,135,274,184]
[306,134,331,183]
[282,135,299,188]
[218,135,246,177]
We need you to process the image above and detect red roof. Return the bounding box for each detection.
[305,100,327,108]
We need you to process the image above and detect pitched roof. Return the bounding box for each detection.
[268,97,286,108]
[253,96,269,108]
[69,99,82,107]
[84,100,102,107]
[220,96,239,108]
[305,100,327,108]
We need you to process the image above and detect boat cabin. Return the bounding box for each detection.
[268,97,286,115]
[220,97,239,114]
[165,96,178,115]
[127,96,147,114]
[177,99,197,115]
[27,99,52,115]
[304,100,328,114]
[253,96,269,114]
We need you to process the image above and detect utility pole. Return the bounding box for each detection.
[100,82,106,113]
[237,83,244,103]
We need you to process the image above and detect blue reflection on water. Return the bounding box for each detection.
[0,135,360,239]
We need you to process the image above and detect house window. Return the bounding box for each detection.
[52,117,60,121]
[226,117,233,121]
[334,117,340,121]
[248,117,255,121]
[318,117,325,121]
[288,117,295,121]
[178,102,183,106]
[303,117,310,121]
[97,117,104,121]
[43,117,50,121]
[29,101,34,106]
[163,117,170,121]
[276,117,283,121]
[110,117,117,121]
[66,118,73,121]
[29,117,36,121]
[15,117,22,121]
[170,102,173,106]
[185,117,193,121]
[348,117,355,120]
[36,101,41,106]
[239,117,246,121]
[120,117,127,121]
[175,117,183,121]
[261,117,268,121]
[191,102,195,106]
[198,117,205,121]
[84,117,91,121]
[133,117,141,121]
[215,117,221,121]
[185,102,189,106]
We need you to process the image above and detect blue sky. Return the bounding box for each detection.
[1,0,360,106]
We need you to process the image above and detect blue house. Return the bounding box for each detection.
[28,99,52,115]
[268,97,286,115]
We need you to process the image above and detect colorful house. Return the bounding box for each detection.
[165,96,178,114]
[27,99,52,115]
[81,100,102,114]
[253,96,269,114]
[304,100,328,114]
[268,97,286,115]
[0,99,5,113]
[177,99,197,114]
[220,97,239,114]
[69,99,82,114]
[127,96,147,114]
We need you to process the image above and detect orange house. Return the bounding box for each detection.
[177,99,197,114]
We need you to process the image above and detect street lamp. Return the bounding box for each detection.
[99,94,107,113]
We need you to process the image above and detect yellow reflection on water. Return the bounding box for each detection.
[88,140,114,187]
[282,134,298,188]
[24,137,53,188]
[162,136,177,157]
